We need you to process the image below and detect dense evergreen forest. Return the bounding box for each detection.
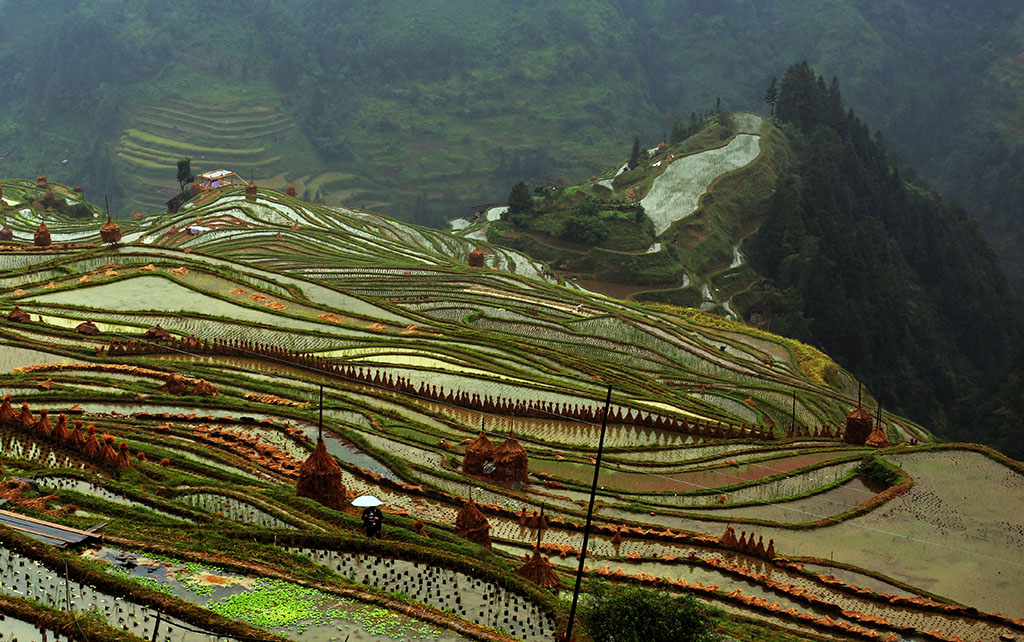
[0,0,1021,281]
[744,63,1023,453]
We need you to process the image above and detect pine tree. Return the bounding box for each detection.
[506,180,533,231]
[628,135,642,170]
[176,157,194,195]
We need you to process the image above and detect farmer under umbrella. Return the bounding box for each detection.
[353,495,384,537]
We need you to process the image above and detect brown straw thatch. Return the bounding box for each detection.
[18,403,34,430]
[144,325,171,341]
[115,442,132,468]
[7,307,31,323]
[67,419,85,449]
[864,424,890,448]
[0,395,16,424]
[74,320,100,336]
[32,409,53,437]
[296,437,346,510]
[33,222,51,247]
[454,499,492,548]
[517,547,561,589]
[100,217,122,244]
[493,435,529,483]
[719,525,738,549]
[286,182,297,197]
[843,406,873,445]
[191,379,219,396]
[52,413,69,442]
[0,225,12,241]
[98,434,118,465]
[83,425,101,458]
[462,432,494,475]
[468,248,485,267]
[161,374,191,396]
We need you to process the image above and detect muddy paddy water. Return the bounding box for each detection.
[531,451,850,493]
[0,613,78,642]
[87,548,470,642]
[0,546,215,642]
[292,548,555,642]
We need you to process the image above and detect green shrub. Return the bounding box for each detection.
[579,582,721,642]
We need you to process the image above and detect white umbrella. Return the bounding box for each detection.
[352,495,383,507]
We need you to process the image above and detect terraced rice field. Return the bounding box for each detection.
[115,99,316,213]
[0,179,1020,642]
[641,128,763,236]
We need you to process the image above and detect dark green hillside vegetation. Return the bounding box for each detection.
[742,62,1024,445]
[485,62,1024,455]
[2,0,1024,250]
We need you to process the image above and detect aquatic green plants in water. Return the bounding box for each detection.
[206,578,442,638]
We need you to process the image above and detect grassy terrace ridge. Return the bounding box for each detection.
[0,181,1020,642]
[121,129,266,155]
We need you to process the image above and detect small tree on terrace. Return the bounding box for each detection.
[176,157,194,195]
[580,582,721,642]
[506,180,533,230]
[628,135,642,170]
[765,76,779,116]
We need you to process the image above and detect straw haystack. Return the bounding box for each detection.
[32,409,53,437]
[144,325,171,341]
[98,434,118,465]
[161,374,191,396]
[191,379,219,396]
[517,548,560,589]
[296,437,347,510]
[7,307,31,323]
[0,225,13,241]
[454,499,492,548]
[100,217,122,244]
[36,172,47,189]
[245,180,258,201]
[115,442,133,468]
[67,420,85,449]
[286,182,297,197]
[83,425,101,458]
[18,403,34,430]
[462,432,494,475]
[0,395,16,424]
[493,435,529,483]
[42,190,56,210]
[468,248,485,268]
[843,406,873,445]
[52,414,69,442]
[34,222,50,247]
[74,320,100,336]
[864,424,890,448]
[719,525,738,549]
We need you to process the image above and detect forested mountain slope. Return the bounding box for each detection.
[479,63,1024,455]
[0,0,1022,282]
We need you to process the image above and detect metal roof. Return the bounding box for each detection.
[0,505,101,549]
[197,169,235,180]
